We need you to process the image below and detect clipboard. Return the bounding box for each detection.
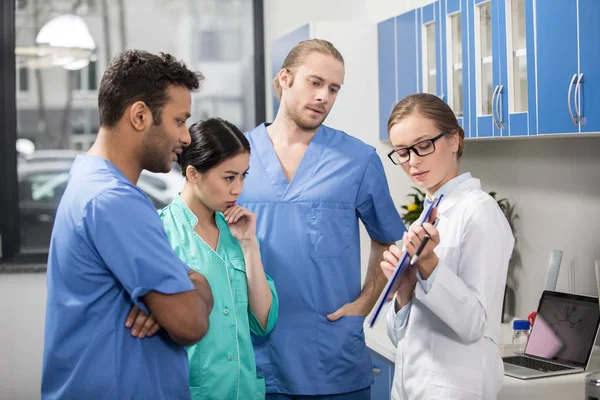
[367,195,444,328]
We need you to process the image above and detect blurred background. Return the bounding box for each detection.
[12,0,262,253]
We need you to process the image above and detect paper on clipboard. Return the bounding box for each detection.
[367,195,443,328]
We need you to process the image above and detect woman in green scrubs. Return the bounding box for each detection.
[159,118,278,400]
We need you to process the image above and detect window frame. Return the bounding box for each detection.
[0,0,266,264]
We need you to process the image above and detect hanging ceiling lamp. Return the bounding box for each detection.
[16,14,96,70]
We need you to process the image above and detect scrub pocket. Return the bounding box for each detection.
[318,315,372,388]
[308,207,353,258]
[229,258,248,303]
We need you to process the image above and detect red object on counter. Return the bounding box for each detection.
[528,311,537,327]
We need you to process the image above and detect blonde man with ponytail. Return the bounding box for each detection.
[238,39,405,399]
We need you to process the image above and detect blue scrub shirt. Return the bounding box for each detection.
[238,124,405,395]
[41,155,195,400]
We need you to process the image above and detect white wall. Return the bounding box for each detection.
[263,0,600,353]
[0,274,47,400]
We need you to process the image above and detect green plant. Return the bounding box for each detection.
[488,191,520,292]
[399,186,427,226]
[488,192,519,236]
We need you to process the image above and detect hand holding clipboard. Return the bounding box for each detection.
[367,195,443,328]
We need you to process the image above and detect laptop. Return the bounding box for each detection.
[503,290,600,380]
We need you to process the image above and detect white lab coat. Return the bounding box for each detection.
[387,177,515,400]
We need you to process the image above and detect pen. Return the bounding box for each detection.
[410,217,439,266]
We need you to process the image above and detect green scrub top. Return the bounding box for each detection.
[159,195,278,400]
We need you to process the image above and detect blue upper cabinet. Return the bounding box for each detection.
[504,0,537,137]
[578,0,600,133]
[535,1,578,135]
[375,0,600,141]
[532,0,600,135]
[420,2,443,98]
[494,0,536,137]
[444,0,470,135]
[466,0,503,138]
[396,11,421,102]
[377,10,420,141]
[271,24,310,118]
[466,0,536,138]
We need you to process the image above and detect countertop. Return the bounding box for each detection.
[365,320,600,399]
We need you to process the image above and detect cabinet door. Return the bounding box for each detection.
[503,0,537,136]
[492,0,508,137]
[271,24,310,117]
[577,0,600,133]
[370,350,391,400]
[468,0,500,138]
[378,17,397,141]
[445,0,468,133]
[421,2,442,97]
[396,10,420,101]
[535,1,579,135]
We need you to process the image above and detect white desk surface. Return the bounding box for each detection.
[365,322,600,399]
[498,344,600,399]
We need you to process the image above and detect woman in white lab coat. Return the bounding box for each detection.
[381,93,515,400]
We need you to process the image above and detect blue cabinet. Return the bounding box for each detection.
[420,2,444,98]
[536,0,600,135]
[535,1,578,135]
[578,0,600,133]
[452,0,537,138]
[377,11,421,141]
[466,0,504,138]
[377,2,451,141]
[396,11,421,103]
[444,0,470,135]
[375,0,600,140]
[369,349,394,400]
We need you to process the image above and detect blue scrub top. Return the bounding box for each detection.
[41,155,195,400]
[238,123,405,395]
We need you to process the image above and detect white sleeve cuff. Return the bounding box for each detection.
[393,298,412,329]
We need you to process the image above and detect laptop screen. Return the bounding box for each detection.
[524,291,600,367]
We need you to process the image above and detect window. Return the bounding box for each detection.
[75,60,97,92]
[0,0,266,263]
[197,30,243,62]
[17,66,28,92]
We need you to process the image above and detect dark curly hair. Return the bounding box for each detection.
[98,50,204,128]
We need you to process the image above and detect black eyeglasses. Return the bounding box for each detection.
[387,131,448,165]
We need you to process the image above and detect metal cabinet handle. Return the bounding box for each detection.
[491,85,499,129]
[568,73,578,126]
[575,73,584,126]
[495,85,505,130]
[373,368,381,375]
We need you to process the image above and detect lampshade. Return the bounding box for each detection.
[13,14,97,70]
[35,14,96,50]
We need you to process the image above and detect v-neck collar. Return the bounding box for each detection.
[252,123,327,201]
[173,194,223,257]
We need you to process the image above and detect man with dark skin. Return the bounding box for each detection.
[41,50,213,400]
